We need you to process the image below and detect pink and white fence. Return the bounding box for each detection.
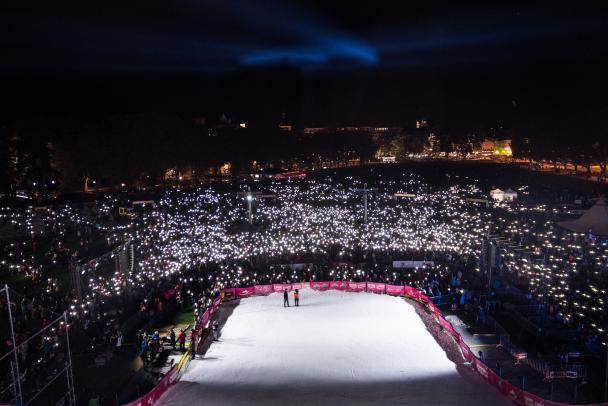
[123,362,179,406]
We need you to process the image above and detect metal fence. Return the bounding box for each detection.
[0,285,76,406]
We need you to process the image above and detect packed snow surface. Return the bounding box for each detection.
[157,290,510,405]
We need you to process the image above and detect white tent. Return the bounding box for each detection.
[490,188,505,201]
[557,197,608,236]
[504,189,518,202]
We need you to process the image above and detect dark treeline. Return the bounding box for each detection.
[1,107,607,193]
[513,107,608,174]
[1,114,377,192]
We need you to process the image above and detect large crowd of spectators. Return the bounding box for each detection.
[0,172,606,404]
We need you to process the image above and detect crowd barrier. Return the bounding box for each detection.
[123,360,180,406]
[123,281,608,406]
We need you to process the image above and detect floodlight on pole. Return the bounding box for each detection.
[237,186,276,225]
[353,183,378,223]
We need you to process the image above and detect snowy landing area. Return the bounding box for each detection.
[157,290,510,405]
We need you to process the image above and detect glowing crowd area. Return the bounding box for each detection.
[1,172,607,351]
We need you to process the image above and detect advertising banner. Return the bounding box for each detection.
[254,284,274,295]
[212,297,221,310]
[424,299,442,317]
[310,281,331,290]
[392,260,434,269]
[273,284,293,292]
[439,318,457,337]
[347,282,367,292]
[329,281,348,290]
[291,282,308,291]
[235,287,255,298]
[403,285,422,300]
[200,308,211,327]
[386,285,405,296]
[366,283,386,294]
[500,379,522,403]
[460,340,474,362]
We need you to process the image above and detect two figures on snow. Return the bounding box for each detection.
[283,289,299,307]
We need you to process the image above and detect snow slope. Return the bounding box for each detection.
[157,290,511,405]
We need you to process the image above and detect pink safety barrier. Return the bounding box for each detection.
[460,340,474,362]
[199,298,220,327]
[366,282,386,294]
[403,285,422,300]
[212,296,221,309]
[329,281,348,290]
[123,363,179,406]
[291,282,308,290]
[200,308,211,327]
[386,285,405,296]
[309,281,330,290]
[235,287,255,298]
[273,283,293,292]
[254,284,274,295]
[347,282,367,292]
[193,295,223,353]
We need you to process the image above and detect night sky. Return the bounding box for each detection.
[2,1,608,126]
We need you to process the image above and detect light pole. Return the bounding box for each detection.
[246,194,253,224]
[237,186,276,225]
[354,183,378,223]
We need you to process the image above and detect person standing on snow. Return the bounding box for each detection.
[294,289,300,307]
[283,289,290,307]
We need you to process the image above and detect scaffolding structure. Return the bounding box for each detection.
[0,285,76,406]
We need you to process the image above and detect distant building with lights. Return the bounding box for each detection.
[194,113,247,136]
[336,126,401,136]
[301,126,402,138]
[303,127,326,135]
[416,119,429,129]
[493,139,512,156]
[278,123,293,133]
[279,113,293,133]
[476,139,512,158]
